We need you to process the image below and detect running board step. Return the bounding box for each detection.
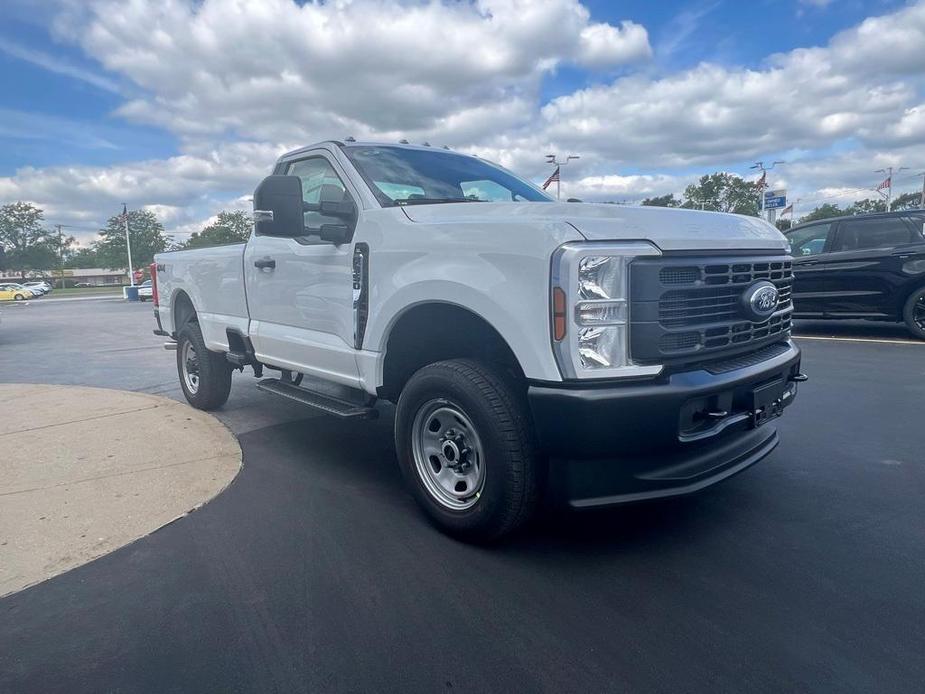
[256,379,378,419]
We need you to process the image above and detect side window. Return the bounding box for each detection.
[787,222,832,257]
[832,218,913,252]
[285,157,350,234]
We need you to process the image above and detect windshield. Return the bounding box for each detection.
[342,145,551,206]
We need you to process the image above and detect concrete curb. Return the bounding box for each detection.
[0,384,242,597]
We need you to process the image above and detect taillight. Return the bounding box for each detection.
[149,262,159,307]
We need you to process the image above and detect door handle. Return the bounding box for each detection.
[254,257,276,270]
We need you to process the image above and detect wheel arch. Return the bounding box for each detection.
[171,289,197,333]
[379,301,524,402]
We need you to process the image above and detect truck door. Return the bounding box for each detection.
[788,221,837,315]
[244,153,361,388]
[813,216,919,317]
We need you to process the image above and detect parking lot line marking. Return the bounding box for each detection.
[793,335,923,346]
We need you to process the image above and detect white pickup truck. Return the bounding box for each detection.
[153,141,805,540]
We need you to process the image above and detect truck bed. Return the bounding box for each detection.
[155,243,249,351]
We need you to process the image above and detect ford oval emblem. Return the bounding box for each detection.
[741,281,779,321]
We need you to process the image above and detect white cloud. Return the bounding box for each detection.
[2,0,924,236]
[0,141,283,242]
[0,36,120,94]
[48,0,649,145]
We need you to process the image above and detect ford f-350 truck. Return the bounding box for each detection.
[153,141,804,540]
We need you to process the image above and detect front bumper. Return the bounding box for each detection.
[528,340,802,508]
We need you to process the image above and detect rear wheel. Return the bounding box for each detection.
[903,286,925,340]
[395,359,541,542]
[176,321,233,410]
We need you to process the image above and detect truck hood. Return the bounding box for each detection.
[402,202,788,252]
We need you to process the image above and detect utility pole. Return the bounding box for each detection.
[917,172,925,209]
[545,154,580,200]
[750,160,785,221]
[122,204,136,286]
[51,223,97,289]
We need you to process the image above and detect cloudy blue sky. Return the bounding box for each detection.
[1,0,923,243]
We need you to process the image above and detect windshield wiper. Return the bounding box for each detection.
[394,197,485,206]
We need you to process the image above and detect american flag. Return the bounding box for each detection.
[781,204,793,217]
[542,166,560,190]
[876,176,891,191]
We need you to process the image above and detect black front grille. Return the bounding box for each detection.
[630,254,793,365]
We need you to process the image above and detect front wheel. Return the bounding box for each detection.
[13,294,24,301]
[903,286,925,340]
[176,321,233,410]
[394,359,541,542]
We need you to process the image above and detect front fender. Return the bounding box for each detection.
[365,267,561,383]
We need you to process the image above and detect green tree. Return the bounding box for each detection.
[683,173,761,215]
[799,203,844,223]
[0,201,60,278]
[64,246,101,269]
[95,208,169,271]
[846,198,886,215]
[183,210,252,249]
[775,218,792,231]
[641,193,680,208]
[890,191,922,211]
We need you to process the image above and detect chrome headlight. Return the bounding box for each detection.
[551,242,663,379]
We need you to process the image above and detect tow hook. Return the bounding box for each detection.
[790,373,808,382]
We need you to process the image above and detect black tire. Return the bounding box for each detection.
[394,359,541,542]
[903,286,925,340]
[13,294,24,301]
[176,321,233,410]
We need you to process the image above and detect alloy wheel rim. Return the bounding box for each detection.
[411,399,486,510]
[915,295,925,330]
[181,340,201,395]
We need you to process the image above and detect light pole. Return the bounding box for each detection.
[545,154,580,200]
[750,160,785,221]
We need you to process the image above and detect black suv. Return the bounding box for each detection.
[785,210,925,339]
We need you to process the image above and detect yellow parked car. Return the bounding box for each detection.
[0,284,32,301]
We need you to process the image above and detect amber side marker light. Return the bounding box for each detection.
[552,286,567,341]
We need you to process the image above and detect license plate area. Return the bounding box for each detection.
[750,378,787,428]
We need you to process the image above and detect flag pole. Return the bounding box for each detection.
[122,204,135,287]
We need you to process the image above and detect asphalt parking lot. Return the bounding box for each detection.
[1,297,923,693]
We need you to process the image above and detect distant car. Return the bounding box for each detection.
[137,280,153,301]
[786,210,925,339]
[0,284,32,301]
[11,282,42,297]
[23,281,51,295]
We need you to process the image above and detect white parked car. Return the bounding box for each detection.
[153,140,804,540]
[23,281,51,295]
[137,280,153,301]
